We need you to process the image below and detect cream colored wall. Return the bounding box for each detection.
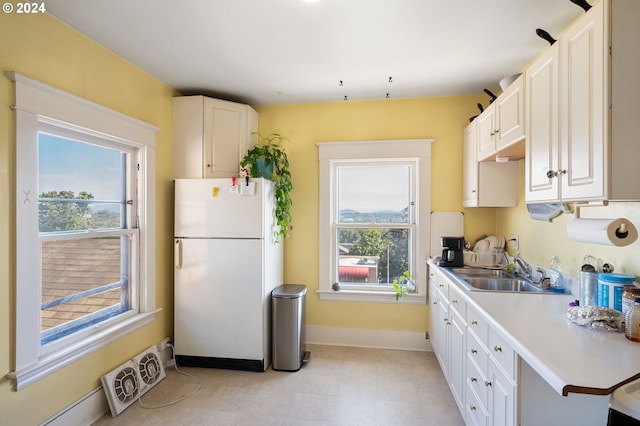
[497,159,640,279]
[0,11,175,425]
[256,98,496,333]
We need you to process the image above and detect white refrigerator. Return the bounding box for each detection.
[174,178,283,372]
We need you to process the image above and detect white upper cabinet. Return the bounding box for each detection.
[476,75,525,162]
[526,0,640,203]
[463,120,518,208]
[173,96,258,179]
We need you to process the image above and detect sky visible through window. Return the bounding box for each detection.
[38,133,123,201]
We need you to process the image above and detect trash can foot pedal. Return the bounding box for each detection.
[302,351,311,364]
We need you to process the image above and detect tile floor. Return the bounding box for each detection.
[93,344,464,426]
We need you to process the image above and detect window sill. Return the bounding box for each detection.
[7,309,160,390]
[317,289,426,304]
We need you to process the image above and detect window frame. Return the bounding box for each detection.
[317,139,433,304]
[7,72,160,390]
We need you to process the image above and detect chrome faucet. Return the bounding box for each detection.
[514,253,532,279]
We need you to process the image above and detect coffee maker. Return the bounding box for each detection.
[437,236,465,267]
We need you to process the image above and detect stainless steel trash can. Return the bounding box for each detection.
[272,284,309,371]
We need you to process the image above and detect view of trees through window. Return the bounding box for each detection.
[39,190,122,232]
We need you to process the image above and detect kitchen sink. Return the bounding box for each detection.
[461,277,544,293]
[444,267,553,293]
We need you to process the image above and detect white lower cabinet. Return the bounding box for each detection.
[430,268,518,426]
[430,270,467,415]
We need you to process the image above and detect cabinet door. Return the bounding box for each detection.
[488,361,517,426]
[525,43,560,202]
[560,1,605,201]
[203,99,256,178]
[463,123,479,207]
[477,105,496,161]
[428,276,440,355]
[450,309,467,414]
[435,294,450,379]
[495,75,525,152]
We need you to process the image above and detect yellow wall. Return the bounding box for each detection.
[256,98,496,332]
[0,11,175,424]
[497,160,640,278]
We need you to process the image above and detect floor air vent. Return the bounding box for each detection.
[101,345,166,416]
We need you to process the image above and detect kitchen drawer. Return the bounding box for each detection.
[467,352,489,409]
[467,304,489,343]
[437,280,449,304]
[488,327,517,380]
[466,381,489,426]
[467,328,489,375]
[449,285,466,320]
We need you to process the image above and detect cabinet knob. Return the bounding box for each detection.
[470,405,477,411]
[452,299,458,304]
[471,320,478,325]
[433,301,437,305]
[471,349,478,354]
[546,170,556,178]
[558,169,567,175]
[494,129,500,134]
[207,164,212,168]
[439,284,444,288]
[471,377,477,383]
[494,346,502,352]
[485,380,493,387]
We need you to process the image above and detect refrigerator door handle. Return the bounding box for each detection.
[175,239,182,269]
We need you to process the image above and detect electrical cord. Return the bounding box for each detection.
[138,343,202,409]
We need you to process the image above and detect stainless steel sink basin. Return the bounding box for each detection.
[442,267,554,293]
[461,277,544,293]
[450,267,508,278]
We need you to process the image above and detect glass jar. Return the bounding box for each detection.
[623,285,640,315]
[624,296,640,342]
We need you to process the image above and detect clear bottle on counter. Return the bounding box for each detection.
[549,255,564,293]
[625,296,640,342]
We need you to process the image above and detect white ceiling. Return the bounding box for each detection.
[46,0,586,106]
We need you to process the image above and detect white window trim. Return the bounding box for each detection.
[6,72,160,390]
[317,139,434,304]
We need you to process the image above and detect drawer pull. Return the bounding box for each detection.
[471,377,477,383]
[471,349,477,354]
[471,320,478,325]
[470,405,477,411]
[494,346,503,353]
[485,380,492,387]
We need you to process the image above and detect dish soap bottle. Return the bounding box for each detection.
[625,296,640,341]
[549,255,564,293]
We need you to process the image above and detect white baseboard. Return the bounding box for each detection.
[42,387,108,426]
[306,325,433,352]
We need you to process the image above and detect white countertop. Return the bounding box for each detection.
[432,262,640,396]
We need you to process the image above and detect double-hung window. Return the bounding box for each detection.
[8,72,159,390]
[318,139,433,303]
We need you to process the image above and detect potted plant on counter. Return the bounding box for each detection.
[240,132,293,242]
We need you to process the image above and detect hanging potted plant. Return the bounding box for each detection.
[240,132,293,242]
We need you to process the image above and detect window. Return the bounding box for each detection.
[8,72,159,390]
[38,130,135,345]
[318,139,433,303]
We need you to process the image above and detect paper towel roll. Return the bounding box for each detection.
[566,218,638,246]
